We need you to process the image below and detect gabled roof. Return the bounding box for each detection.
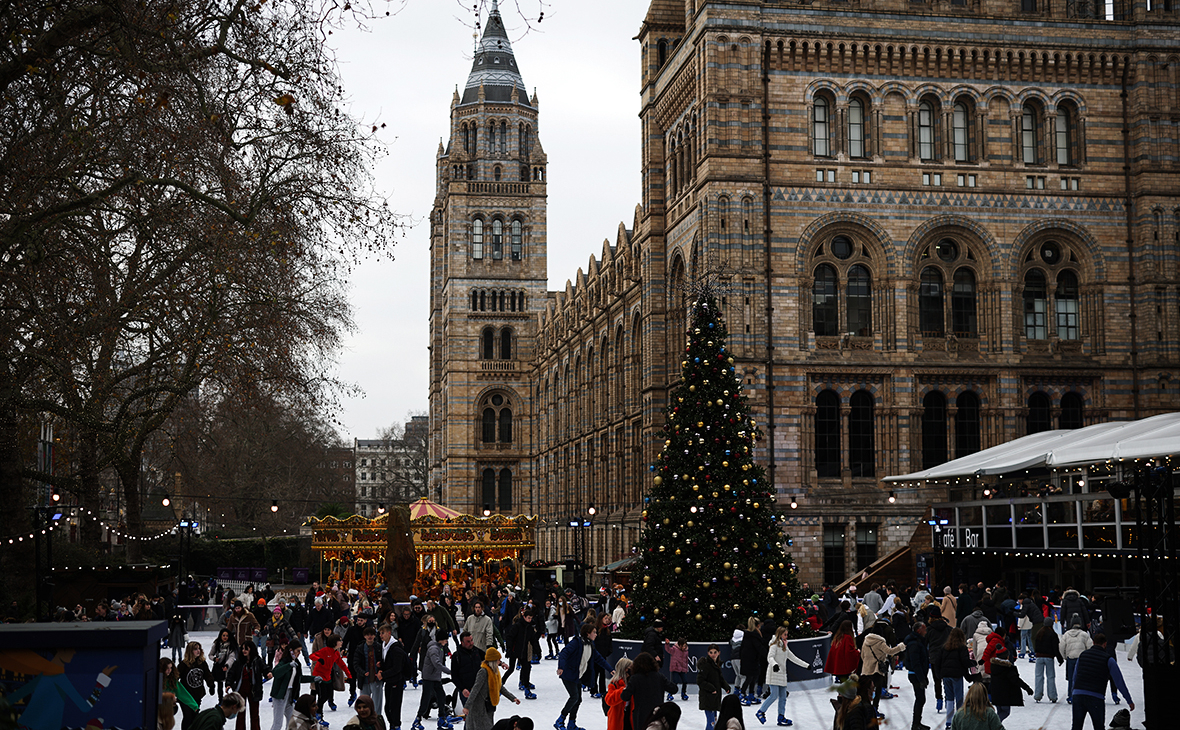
[460,0,531,107]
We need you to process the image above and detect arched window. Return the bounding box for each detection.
[481,469,496,509]
[481,409,496,442]
[814,97,831,157]
[1021,103,1040,164]
[918,100,935,161]
[493,165,501,181]
[499,409,513,443]
[511,220,523,260]
[482,327,497,358]
[1055,110,1073,165]
[1023,270,1048,340]
[479,291,486,311]
[491,219,503,259]
[952,269,978,336]
[1055,270,1079,340]
[657,39,668,68]
[813,264,839,336]
[472,218,484,260]
[1028,392,1052,434]
[952,101,969,162]
[815,390,841,478]
[500,327,513,360]
[849,390,875,478]
[922,391,948,469]
[919,268,945,336]
[1060,392,1084,429]
[498,468,512,511]
[463,124,471,155]
[499,121,507,153]
[489,121,497,152]
[847,265,872,336]
[471,291,478,311]
[956,391,981,457]
[848,97,866,158]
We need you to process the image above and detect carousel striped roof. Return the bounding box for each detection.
[409,497,462,521]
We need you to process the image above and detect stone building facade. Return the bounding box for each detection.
[430,0,1180,585]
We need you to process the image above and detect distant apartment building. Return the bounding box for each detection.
[354,415,429,516]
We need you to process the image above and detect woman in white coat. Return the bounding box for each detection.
[754,627,809,727]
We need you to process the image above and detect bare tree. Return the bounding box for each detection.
[377,413,429,504]
[0,0,400,549]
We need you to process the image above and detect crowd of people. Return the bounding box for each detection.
[11,574,1151,730]
[804,579,1136,730]
[151,576,638,730]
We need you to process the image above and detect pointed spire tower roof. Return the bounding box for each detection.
[461,0,530,107]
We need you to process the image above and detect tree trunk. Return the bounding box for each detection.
[115,452,144,562]
[384,504,416,600]
[78,429,104,549]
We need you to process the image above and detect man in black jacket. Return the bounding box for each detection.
[642,619,665,667]
[450,631,483,715]
[904,623,931,730]
[924,608,950,712]
[378,622,413,730]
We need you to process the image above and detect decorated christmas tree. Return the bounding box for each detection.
[623,288,808,641]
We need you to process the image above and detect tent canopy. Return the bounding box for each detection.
[885,412,1180,483]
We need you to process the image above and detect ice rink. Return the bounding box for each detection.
[166,629,1143,730]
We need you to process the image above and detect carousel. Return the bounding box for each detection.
[306,498,538,595]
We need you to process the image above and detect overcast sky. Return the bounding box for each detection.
[329,1,649,440]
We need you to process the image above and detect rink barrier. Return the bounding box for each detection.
[609,632,833,692]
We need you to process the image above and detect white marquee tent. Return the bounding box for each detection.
[885,411,1180,482]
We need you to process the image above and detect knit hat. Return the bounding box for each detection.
[273,607,284,616]
[1071,616,1083,629]
[1044,616,1054,627]
[257,598,267,607]
[833,674,861,700]
[348,588,359,596]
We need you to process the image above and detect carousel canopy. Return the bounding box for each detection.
[410,497,462,520]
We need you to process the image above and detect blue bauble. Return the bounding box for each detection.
[694,357,700,363]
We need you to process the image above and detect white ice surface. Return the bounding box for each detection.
[169,630,1144,730]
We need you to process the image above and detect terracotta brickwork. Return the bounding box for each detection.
[430,0,1180,585]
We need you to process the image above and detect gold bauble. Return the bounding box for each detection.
[654,608,661,615]
[697,421,704,427]
[766,586,774,593]
[682,474,689,480]
[675,549,681,556]
[716,399,724,406]
[674,567,682,574]
[778,563,784,569]
[742,464,750,471]
[768,612,775,619]
[643,582,649,588]
[669,601,675,607]
[785,609,793,616]
[678,397,684,403]
[712,492,719,498]
[695,614,703,621]
[644,575,651,582]
[724,390,730,396]
[659,545,666,552]
[709,604,716,610]
[708,341,714,346]
[724,562,732,569]
[728,357,735,364]
[733,604,741,610]
[641,510,648,518]
[722,461,729,467]
[753,502,760,509]
[689,385,696,392]
[743,480,749,485]
[686,520,694,527]
[682,361,687,368]
[694,328,701,334]
[698,465,705,471]
[704,380,710,385]
[692,484,699,491]
[663,518,670,525]
[653,476,663,486]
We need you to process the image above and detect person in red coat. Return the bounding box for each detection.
[824,620,860,680]
[980,630,1011,677]
[309,633,352,714]
[604,657,633,730]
